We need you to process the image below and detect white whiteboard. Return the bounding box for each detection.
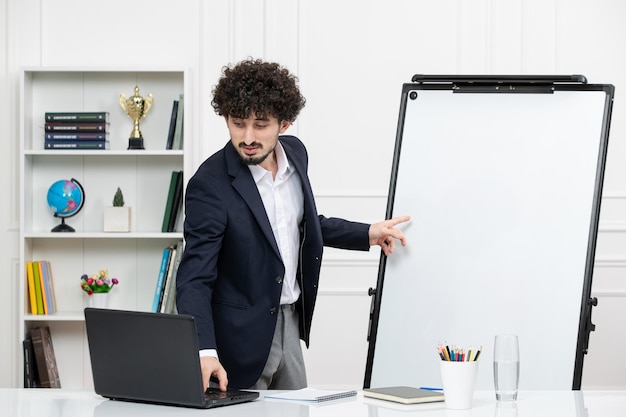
[366,79,613,391]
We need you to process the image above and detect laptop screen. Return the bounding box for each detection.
[85,308,210,407]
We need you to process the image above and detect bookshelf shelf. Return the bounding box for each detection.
[25,150,184,157]
[24,312,86,322]
[25,232,183,239]
[18,67,190,390]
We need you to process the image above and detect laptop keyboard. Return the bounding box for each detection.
[205,388,254,401]
[205,389,230,400]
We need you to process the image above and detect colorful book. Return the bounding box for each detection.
[32,261,44,314]
[45,140,108,150]
[151,247,172,312]
[165,100,179,150]
[40,261,56,315]
[45,261,58,313]
[45,122,109,133]
[29,326,61,388]
[36,262,50,315]
[162,239,184,314]
[45,111,109,122]
[45,132,107,140]
[158,245,178,312]
[167,170,184,232]
[26,262,38,315]
[172,94,184,150]
[23,335,40,388]
[161,171,181,232]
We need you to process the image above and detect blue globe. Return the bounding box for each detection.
[47,178,85,232]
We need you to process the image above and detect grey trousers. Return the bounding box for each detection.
[248,303,307,390]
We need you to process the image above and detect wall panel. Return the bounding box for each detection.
[2,0,626,389]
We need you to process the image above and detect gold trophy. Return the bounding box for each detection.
[119,86,153,150]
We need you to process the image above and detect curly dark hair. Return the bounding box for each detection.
[211,58,306,122]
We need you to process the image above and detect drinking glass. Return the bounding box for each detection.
[493,334,519,401]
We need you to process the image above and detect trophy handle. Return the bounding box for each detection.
[119,93,127,112]
[143,94,154,117]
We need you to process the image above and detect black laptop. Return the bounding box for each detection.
[84,308,259,409]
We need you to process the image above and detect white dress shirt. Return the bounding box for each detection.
[248,141,304,305]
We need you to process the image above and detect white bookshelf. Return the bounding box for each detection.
[18,67,190,389]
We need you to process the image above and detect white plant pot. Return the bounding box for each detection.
[103,206,131,232]
[87,292,109,309]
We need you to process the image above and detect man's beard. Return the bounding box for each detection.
[237,141,276,165]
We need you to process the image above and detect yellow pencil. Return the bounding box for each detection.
[442,348,450,362]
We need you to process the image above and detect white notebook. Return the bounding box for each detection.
[265,388,357,402]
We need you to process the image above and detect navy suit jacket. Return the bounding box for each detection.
[176,135,370,388]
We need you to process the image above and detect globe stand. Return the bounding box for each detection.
[51,217,75,233]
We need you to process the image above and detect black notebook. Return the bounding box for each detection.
[84,308,259,409]
[363,386,444,404]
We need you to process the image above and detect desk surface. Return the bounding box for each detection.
[2,389,626,416]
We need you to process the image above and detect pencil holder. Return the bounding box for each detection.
[439,360,479,409]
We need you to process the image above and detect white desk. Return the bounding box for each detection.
[2,389,625,416]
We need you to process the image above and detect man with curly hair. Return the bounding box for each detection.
[176,58,410,391]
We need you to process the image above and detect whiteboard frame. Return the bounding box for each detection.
[364,75,614,391]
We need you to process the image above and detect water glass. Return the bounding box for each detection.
[493,334,519,401]
[495,401,519,417]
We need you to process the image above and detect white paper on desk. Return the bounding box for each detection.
[265,388,357,402]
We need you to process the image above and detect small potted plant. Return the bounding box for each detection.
[81,269,119,308]
[103,187,131,232]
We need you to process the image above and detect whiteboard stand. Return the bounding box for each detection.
[364,75,614,391]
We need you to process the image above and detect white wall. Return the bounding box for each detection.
[1,0,625,389]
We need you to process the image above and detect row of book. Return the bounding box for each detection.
[44,98,184,151]
[165,95,184,150]
[151,240,184,314]
[26,260,57,315]
[23,326,61,388]
[162,170,184,232]
[44,112,110,150]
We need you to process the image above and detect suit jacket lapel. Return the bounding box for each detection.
[225,142,282,259]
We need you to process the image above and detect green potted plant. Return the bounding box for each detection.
[103,187,131,232]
